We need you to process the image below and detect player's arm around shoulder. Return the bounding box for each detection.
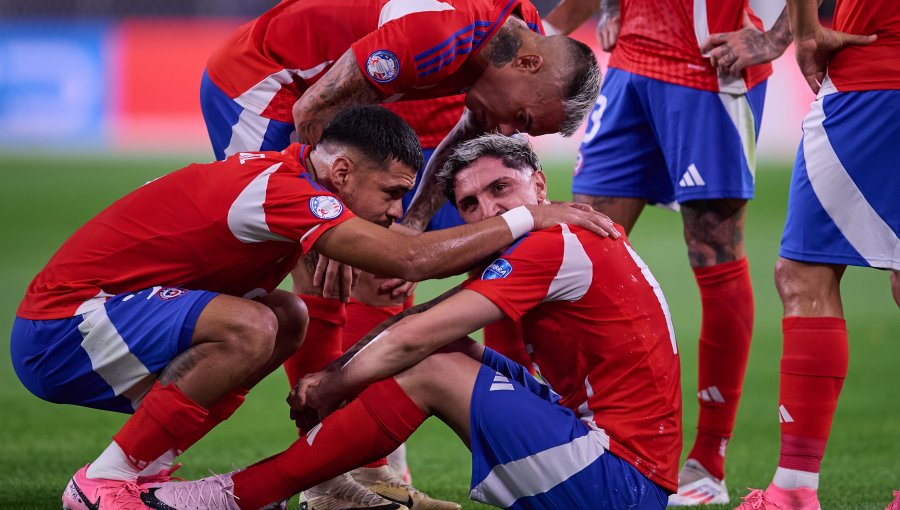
[292,50,382,145]
[311,203,618,282]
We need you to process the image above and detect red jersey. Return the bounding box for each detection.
[609,0,771,93]
[18,145,354,320]
[384,95,466,149]
[207,0,541,123]
[464,225,681,492]
[828,0,900,91]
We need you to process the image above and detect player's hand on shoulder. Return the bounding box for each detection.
[526,202,620,238]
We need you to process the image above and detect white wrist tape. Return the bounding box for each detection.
[501,205,534,239]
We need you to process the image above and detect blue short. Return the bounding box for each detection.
[780,86,900,269]
[572,68,766,207]
[10,287,217,413]
[401,148,465,232]
[468,349,667,510]
[200,70,296,161]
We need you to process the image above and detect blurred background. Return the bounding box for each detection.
[0,0,833,163]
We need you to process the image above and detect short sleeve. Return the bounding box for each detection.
[463,230,563,320]
[351,9,479,98]
[266,177,356,252]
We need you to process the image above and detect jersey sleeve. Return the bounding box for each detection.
[350,9,478,98]
[463,229,562,320]
[254,172,356,252]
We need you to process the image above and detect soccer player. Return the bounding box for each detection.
[535,0,793,504]
[10,107,616,510]
[733,1,897,509]
[140,133,681,510]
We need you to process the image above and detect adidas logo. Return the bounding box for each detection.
[698,386,725,403]
[490,373,514,392]
[778,404,794,423]
[678,164,706,187]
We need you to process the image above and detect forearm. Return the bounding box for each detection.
[542,0,602,35]
[767,7,793,51]
[402,110,483,231]
[292,50,381,145]
[329,286,463,370]
[786,0,822,39]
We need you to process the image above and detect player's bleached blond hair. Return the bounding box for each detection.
[558,37,601,137]
[437,134,539,205]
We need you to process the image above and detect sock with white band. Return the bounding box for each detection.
[501,206,534,239]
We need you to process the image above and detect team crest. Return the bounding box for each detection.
[366,50,400,83]
[158,288,187,300]
[309,195,344,220]
[481,258,513,280]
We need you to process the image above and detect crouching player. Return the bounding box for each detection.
[11,108,616,510]
[142,134,681,510]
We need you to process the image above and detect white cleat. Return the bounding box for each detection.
[667,459,730,506]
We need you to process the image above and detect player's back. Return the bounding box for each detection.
[17,145,348,320]
[827,0,900,91]
[610,0,770,93]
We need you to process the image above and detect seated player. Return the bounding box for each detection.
[142,134,681,510]
[10,108,616,510]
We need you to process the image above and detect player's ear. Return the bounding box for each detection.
[330,156,353,191]
[533,170,548,202]
[515,54,543,73]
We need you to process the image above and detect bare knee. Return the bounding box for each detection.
[223,302,280,365]
[891,271,900,309]
[572,194,645,234]
[774,258,844,317]
[260,290,308,354]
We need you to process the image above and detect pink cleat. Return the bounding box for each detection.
[734,484,820,510]
[137,463,185,486]
[62,464,148,510]
[140,472,242,510]
[886,490,900,510]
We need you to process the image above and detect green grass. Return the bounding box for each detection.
[0,155,897,509]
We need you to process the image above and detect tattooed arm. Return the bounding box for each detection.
[700,8,793,77]
[292,49,382,145]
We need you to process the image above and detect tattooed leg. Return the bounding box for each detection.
[681,198,747,268]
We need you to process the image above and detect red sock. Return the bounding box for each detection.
[174,386,249,454]
[342,299,403,351]
[232,378,427,510]
[483,316,531,372]
[688,258,754,480]
[113,382,208,470]
[778,316,847,473]
[284,295,346,388]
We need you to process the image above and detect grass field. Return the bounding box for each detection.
[0,155,897,509]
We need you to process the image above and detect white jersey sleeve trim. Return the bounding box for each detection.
[379,0,455,27]
[544,224,593,303]
[227,162,293,243]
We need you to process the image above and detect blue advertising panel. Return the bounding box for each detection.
[0,22,110,149]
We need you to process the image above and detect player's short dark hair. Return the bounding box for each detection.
[558,37,601,137]
[437,134,540,205]
[319,105,424,171]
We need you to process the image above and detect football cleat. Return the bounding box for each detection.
[300,473,409,510]
[733,484,821,510]
[668,459,729,506]
[137,463,184,486]
[62,464,147,510]
[351,466,461,510]
[885,490,900,510]
[140,472,242,510]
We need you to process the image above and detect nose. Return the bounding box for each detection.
[386,200,404,222]
[476,200,504,220]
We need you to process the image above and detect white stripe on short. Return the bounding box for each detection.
[718,92,756,179]
[79,306,155,410]
[224,109,273,157]
[469,429,607,508]
[802,96,900,270]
